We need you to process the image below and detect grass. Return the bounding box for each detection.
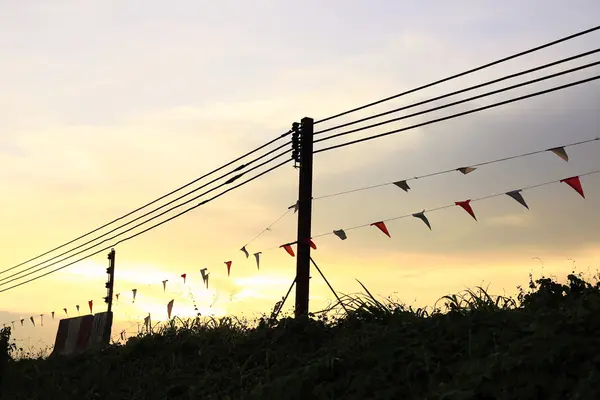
[2,272,600,399]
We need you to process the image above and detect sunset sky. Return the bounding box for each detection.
[2,1,600,350]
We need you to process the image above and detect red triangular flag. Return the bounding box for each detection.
[225,261,232,277]
[167,299,174,319]
[181,274,187,284]
[116,293,120,302]
[561,176,585,198]
[88,300,93,314]
[306,239,317,250]
[371,221,391,238]
[280,244,295,257]
[455,200,477,221]
[162,280,168,292]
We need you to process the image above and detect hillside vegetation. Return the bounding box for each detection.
[2,273,600,399]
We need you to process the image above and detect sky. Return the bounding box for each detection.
[1,0,600,350]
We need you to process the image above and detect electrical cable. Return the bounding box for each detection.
[314,25,600,125]
[314,60,600,145]
[0,151,291,286]
[1,141,291,280]
[315,48,600,136]
[312,137,599,200]
[0,158,290,293]
[0,131,291,276]
[314,74,600,154]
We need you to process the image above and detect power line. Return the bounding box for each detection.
[313,137,599,200]
[1,131,291,276]
[0,158,290,293]
[314,60,600,145]
[0,142,292,281]
[314,25,600,125]
[0,151,290,287]
[315,48,600,136]
[311,169,600,239]
[314,74,600,154]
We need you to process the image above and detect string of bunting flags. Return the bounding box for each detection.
[309,170,596,241]
[3,138,599,331]
[310,137,599,201]
[1,206,297,331]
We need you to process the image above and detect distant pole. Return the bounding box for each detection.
[294,117,314,318]
[105,249,116,314]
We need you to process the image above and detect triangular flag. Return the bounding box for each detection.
[132,289,137,303]
[393,180,411,192]
[20,319,24,327]
[144,315,150,331]
[549,146,569,162]
[333,229,347,240]
[167,300,174,319]
[200,268,208,285]
[371,221,391,238]
[308,239,317,250]
[76,305,80,314]
[561,176,585,198]
[457,167,477,175]
[120,331,126,341]
[51,311,55,320]
[240,246,250,259]
[30,316,35,327]
[205,273,210,289]
[280,244,295,257]
[506,190,529,210]
[88,300,93,314]
[162,280,168,292]
[63,308,68,316]
[254,252,261,270]
[225,261,232,277]
[116,293,120,302]
[455,200,477,221]
[288,201,300,213]
[412,210,432,230]
[40,314,44,327]
[181,274,187,284]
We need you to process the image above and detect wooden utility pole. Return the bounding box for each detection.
[105,249,116,314]
[294,117,314,318]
